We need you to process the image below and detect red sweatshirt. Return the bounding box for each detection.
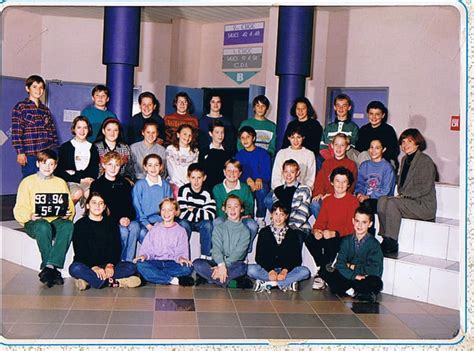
[313,193,359,237]
[312,157,358,197]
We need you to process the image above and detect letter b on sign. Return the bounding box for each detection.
[236,73,244,82]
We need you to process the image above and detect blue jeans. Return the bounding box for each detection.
[119,221,141,262]
[247,264,310,289]
[21,154,39,178]
[193,259,247,288]
[254,182,270,218]
[137,260,193,285]
[213,217,258,253]
[178,219,213,256]
[69,261,137,289]
[310,199,322,219]
[264,191,274,211]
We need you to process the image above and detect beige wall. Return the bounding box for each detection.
[2,8,42,76]
[1,5,462,184]
[307,6,461,184]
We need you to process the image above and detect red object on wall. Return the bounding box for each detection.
[450,116,460,131]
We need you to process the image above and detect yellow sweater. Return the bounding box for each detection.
[13,174,75,225]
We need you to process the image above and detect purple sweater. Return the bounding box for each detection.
[138,222,189,261]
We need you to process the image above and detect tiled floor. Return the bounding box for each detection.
[1,259,460,341]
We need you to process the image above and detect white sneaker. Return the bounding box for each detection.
[287,282,299,292]
[312,276,327,290]
[345,288,356,297]
[254,279,273,293]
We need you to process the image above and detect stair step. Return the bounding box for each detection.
[398,217,459,261]
[381,254,459,309]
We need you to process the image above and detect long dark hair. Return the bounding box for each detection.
[94,118,125,144]
[84,191,110,217]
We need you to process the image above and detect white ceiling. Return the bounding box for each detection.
[20,6,272,24]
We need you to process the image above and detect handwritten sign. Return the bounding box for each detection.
[222,47,263,69]
[224,21,264,45]
[35,193,69,217]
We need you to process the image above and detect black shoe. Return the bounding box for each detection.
[194,275,208,286]
[235,276,253,289]
[356,292,377,303]
[38,267,55,288]
[52,269,64,285]
[178,276,195,287]
[381,237,399,255]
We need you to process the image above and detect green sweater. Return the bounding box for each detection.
[212,181,254,218]
[237,118,277,156]
[212,220,250,265]
[320,120,359,149]
[335,233,383,280]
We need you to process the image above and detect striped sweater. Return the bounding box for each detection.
[178,184,216,222]
[272,183,312,234]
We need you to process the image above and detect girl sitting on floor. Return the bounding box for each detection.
[133,198,194,286]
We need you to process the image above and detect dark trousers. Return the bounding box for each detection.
[304,234,341,269]
[319,267,383,296]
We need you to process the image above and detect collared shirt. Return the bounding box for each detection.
[11,98,58,155]
[353,233,370,253]
[209,143,225,150]
[270,224,288,245]
[223,179,241,193]
[145,175,163,187]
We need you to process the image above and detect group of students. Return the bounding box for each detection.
[11,75,438,304]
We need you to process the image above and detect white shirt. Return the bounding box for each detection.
[71,139,92,171]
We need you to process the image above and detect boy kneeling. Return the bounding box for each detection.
[321,206,383,303]
[13,150,75,287]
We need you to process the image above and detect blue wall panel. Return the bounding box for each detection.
[1,76,27,195]
[325,87,389,128]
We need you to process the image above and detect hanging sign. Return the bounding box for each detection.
[224,71,258,85]
[223,21,264,45]
[222,47,263,69]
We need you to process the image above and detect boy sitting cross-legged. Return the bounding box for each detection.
[320,206,384,303]
[248,202,310,293]
[305,166,359,290]
[178,163,216,260]
[13,150,75,287]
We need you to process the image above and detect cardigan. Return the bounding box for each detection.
[56,140,100,183]
[272,183,312,234]
[255,226,303,272]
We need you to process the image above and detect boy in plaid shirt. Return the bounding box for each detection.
[11,75,58,177]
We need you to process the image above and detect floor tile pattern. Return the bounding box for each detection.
[1,259,460,341]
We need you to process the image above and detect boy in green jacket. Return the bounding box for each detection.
[320,206,383,303]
